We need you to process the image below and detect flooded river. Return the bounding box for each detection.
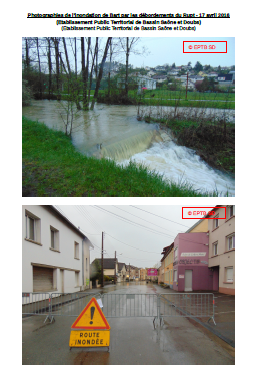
[23,100,235,196]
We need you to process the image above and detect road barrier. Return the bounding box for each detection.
[22,292,52,323]
[159,293,216,325]
[22,292,216,325]
[100,293,158,318]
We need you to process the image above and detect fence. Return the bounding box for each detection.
[159,293,215,325]
[22,292,215,325]
[22,292,52,323]
[100,293,158,318]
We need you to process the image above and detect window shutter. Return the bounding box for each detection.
[226,267,233,282]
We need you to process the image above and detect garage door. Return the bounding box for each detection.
[33,266,53,292]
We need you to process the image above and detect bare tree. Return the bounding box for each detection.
[119,38,140,97]
[90,38,112,110]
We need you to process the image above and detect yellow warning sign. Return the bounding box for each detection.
[71,297,110,330]
[69,330,110,347]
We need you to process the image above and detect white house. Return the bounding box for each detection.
[22,205,93,296]
[117,75,156,91]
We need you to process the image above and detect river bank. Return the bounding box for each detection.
[143,116,235,174]
[22,117,224,197]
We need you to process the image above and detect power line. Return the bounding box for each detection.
[112,205,176,233]
[130,206,190,228]
[92,206,176,238]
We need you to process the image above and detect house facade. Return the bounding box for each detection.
[173,233,212,292]
[161,243,174,288]
[22,205,93,296]
[90,258,117,281]
[208,205,235,295]
[139,268,147,281]
[117,75,156,91]
[117,262,127,282]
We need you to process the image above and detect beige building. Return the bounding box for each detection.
[161,243,174,288]
[139,268,147,281]
[186,218,208,233]
[208,205,235,295]
[117,263,127,282]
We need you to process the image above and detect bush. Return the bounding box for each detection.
[22,79,33,106]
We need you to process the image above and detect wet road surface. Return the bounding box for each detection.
[22,283,234,365]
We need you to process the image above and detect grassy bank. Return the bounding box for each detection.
[97,89,235,110]
[144,116,235,174]
[22,117,219,197]
[39,89,235,110]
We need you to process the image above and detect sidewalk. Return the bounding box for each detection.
[155,285,235,348]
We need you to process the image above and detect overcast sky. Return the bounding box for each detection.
[129,37,235,68]
[24,37,234,73]
[55,205,215,268]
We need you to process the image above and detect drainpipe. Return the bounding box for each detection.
[82,238,85,289]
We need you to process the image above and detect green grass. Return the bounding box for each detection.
[97,89,235,109]
[22,117,221,197]
[41,89,235,109]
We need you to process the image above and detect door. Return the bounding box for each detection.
[185,270,192,292]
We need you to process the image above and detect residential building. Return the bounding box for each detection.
[117,75,156,90]
[173,232,212,292]
[126,265,139,280]
[90,258,117,281]
[185,218,208,233]
[139,268,147,281]
[152,75,167,83]
[217,73,235,84]
[161,242,174,287]
[207,205,235,295]
[22,205,93,296]
[158,265,164,284]
[147,268,158,282]
[117,263,127,282]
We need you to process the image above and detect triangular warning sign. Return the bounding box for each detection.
[71,297,110,330]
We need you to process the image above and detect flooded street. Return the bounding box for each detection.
[23,100,235,195]
[22,283,234,365]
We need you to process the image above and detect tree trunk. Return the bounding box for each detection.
[81,38,90,110]
[125,37,129,97]
[36,38,42,98]
[91,38,112,110]
[53,38,61,101]
[47,38,52,99]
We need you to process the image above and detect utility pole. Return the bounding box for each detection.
[101,231,104,288]
[129,263,130,282]
[186,71,189,100]
[115,251,117,284]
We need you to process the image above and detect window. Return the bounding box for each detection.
[74,242,79,259]
[214,215,219,229]
[170,269,173,283]
[225,267,233,282]
[229,205,235,218]
[174,270,177,282]
[29,217,35,240]
[174,247,178,260]
[213,242,218,256]
[50,226,59,251]
[227,233,235,250]
[25,210,41,244]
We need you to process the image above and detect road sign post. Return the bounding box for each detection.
[69,297,110,350]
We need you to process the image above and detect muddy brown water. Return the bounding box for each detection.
[23,100,235,195]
